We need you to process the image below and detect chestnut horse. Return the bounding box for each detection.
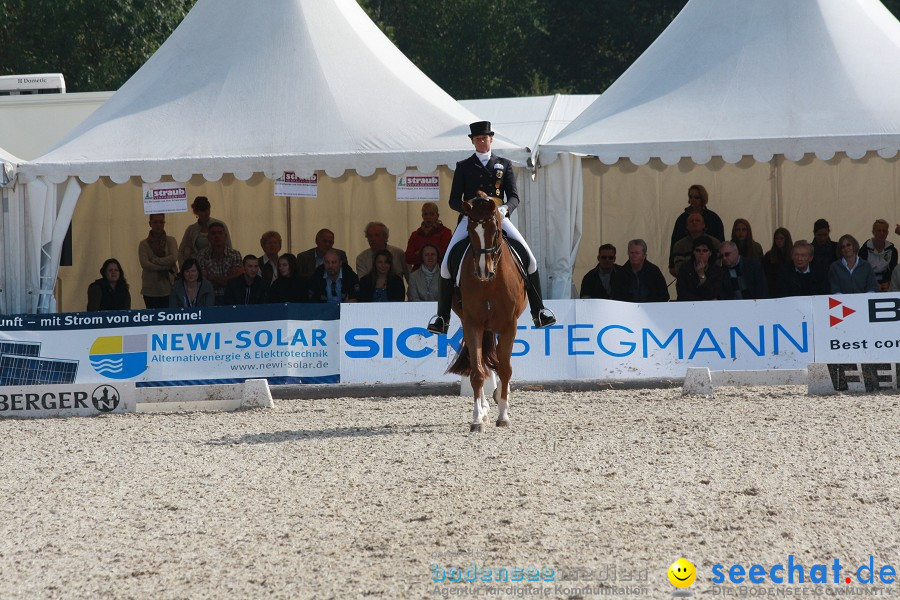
[447,195,527,432]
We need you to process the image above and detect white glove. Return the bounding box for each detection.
[498,205,508,218]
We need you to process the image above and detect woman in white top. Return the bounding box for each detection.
[408,244,441,301]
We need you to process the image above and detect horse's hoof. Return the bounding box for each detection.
[496,419,509,428]
[470,423,483,433]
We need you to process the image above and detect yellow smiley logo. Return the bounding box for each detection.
[668,558,697,588]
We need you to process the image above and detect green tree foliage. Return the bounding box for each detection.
[0,0,197,92]
[361,0,551,99]
[360,0,687,98]
[542,0,685,94]
[3,0,900,97]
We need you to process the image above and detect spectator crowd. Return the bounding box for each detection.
[84,188,900,312]
[579,184,899,302]
[86,197,453,311]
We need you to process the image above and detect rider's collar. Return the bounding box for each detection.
[475,150,492,165]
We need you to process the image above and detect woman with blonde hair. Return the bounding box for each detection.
[829,234,876,294]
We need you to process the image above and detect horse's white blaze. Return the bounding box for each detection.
[474,223,487,277]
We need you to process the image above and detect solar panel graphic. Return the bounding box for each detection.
[0,354,78,386]
[0,341,40,357]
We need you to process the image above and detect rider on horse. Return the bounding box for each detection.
[427,121,557,335]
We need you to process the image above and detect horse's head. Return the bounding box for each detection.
[463,195,502,281]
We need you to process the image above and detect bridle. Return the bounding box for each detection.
[468,212,502,265]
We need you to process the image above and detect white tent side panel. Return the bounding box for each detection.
[56,169,457,312]
[575,158,771,290]
[0,93,112,161]
[573,153,900,295]
[778,154,900,244]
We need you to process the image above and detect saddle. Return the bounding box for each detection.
[448,233,529,287]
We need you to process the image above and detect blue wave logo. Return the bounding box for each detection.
[89,335,148,380]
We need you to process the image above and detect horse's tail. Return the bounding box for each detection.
[447,332,498,376]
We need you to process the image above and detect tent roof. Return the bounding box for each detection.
[20,0,524,184]
[460,94,599,166]
[0,145,19,165]
[543,0,900,165]
[0,145,20,187]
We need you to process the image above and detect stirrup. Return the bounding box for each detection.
[427,315,449,335]
[532,308,557,328]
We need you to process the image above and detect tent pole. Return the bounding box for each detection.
[770,156,783,230]
[285,195,292,254]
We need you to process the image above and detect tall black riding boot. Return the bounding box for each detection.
[427,276,454,334]
[526,271,557,328]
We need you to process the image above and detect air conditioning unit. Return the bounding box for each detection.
[0,73,66,96]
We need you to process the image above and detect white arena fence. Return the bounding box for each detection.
[0,294,896,390]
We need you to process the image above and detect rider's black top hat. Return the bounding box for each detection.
[468,121,494,138]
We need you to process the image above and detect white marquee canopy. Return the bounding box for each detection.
[14,0,528,313]
[544,0,900,165]
[19,0,523,186]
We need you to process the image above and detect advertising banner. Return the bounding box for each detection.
[274,172,318,198]
[7,294,900,389]
[141,182,188,214]
[340,298,814,384]
[0,382,136,418]
[812,292,900,364]
[572,297,813,378]
[0,304,340,386]
[396,170,440,202]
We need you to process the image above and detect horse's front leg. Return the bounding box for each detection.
[481,371,495,418]
[494,328,515,428]
[469,369,487,433]
[468,331,487,433]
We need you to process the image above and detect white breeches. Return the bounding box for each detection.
[440,216,537,278]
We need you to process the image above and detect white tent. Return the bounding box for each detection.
[0,146,22,314]
[460,95,599,297]
[544,0,900,164]
[17,0,525,313]
[542,0,900,293]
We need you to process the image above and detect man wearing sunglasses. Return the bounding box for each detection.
[580,244,619,299]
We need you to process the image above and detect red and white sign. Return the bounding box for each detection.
[275,172,318,198]
[141,182,188,214]
[397,170,440,201]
